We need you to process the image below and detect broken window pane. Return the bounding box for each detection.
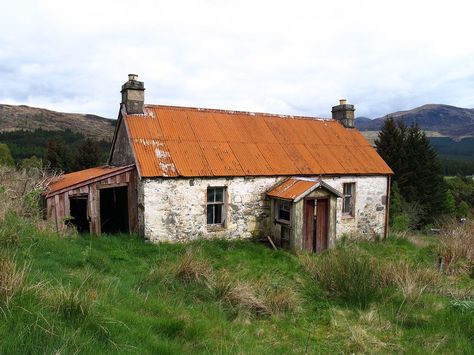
[276,200,291,222]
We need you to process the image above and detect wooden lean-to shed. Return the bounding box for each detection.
[44,165,137,235]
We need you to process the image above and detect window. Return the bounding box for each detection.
[276,199,291,223]
[207,187,225,225]
[342,183,355,216]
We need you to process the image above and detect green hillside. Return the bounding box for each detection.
[1,215,473,353]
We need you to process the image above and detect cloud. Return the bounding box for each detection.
[0,0,473,118]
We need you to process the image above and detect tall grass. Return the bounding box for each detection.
[301,247,383,308]
[0,252,27,305]
[438,219,474,274]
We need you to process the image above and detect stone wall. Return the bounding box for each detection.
[141,176,281,242]
[140,175,388,243]
[323,176,388,239]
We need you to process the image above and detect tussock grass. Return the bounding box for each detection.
[438,219,474,275]
[174,249,213,284]
[381,261,439,302]
[0,252,27,305]
[301,248,383,308]
[329,308,400,353]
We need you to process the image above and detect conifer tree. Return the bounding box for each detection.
[46,140,71,172]
[72,138,101,171]
[376,117,448,226]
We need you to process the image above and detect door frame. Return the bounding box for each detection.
[303,197,329,252]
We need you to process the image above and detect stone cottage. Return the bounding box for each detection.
[45,75,393,252]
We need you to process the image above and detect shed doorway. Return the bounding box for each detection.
[69,196,89,233]
[100,186,129,234]
[304,198,328,252]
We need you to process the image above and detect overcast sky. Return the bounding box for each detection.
[0,0,473,119]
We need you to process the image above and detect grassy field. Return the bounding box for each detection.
[0,214,473,354]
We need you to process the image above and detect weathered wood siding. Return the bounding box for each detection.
[46,169,138,235]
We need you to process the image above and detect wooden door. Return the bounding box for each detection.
[316,199,329,252]
[304,199,315,251]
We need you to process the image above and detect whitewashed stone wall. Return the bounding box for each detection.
[140,176,281,242]
[324,176,388,239]
[139,175,388,243]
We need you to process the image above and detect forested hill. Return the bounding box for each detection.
[356,104,474,138]
[0,104,115,141]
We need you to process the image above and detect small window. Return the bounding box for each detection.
[342,183,355,216]
[207,187,225,225]
[276,200,291,223]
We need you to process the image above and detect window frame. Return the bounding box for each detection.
[206,186,226,226]
[342,182,356,217]
[275,199,292,225]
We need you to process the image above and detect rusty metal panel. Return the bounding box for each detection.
[263,117,301,144]
[157,108,196,141]
[46,166,134,195]
[328,146,363,174]
[256,143,300,175]
[305,144,346,174]
[282,144,324,175]
[267,178,317,200]
[290,119,326,145]
[238,114,278,144]
[212,112,250,143]
[228,142,274,175]
[199,142,244,176]
[166,141,212,176]
[123,105,393,177]
[186,111,226,142]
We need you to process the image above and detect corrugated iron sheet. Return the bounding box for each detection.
[46,165,134,195]
[125,105,393,177]
[267,178,319,200]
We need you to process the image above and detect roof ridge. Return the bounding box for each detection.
[144,104,332,122]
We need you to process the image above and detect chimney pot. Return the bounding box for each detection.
[128,74,138,81]
[339,99,347,105]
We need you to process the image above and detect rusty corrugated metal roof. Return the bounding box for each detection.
[46,165,134,196]
[124,105,393,177]
[267,177,343,202]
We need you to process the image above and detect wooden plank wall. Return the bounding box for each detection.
[46,169,137,235]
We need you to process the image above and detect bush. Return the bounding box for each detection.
[301,248,382,308]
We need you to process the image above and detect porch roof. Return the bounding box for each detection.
[266,177,343,202]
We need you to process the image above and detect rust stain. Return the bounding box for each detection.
[267,178,319,200]
[46,166,134,195]
[124,105,393,177]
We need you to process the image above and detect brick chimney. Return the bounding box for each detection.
[121,74,145,114]
[332,99,355,128]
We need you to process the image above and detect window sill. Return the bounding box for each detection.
[207,224,226,232]
[275,219,291,226]
[341,214,355,220]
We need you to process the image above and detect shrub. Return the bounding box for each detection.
[301,248,382,308]
[0,253,27,305]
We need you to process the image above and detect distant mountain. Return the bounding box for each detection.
[355,104,474,138]
[0,104,115,141]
